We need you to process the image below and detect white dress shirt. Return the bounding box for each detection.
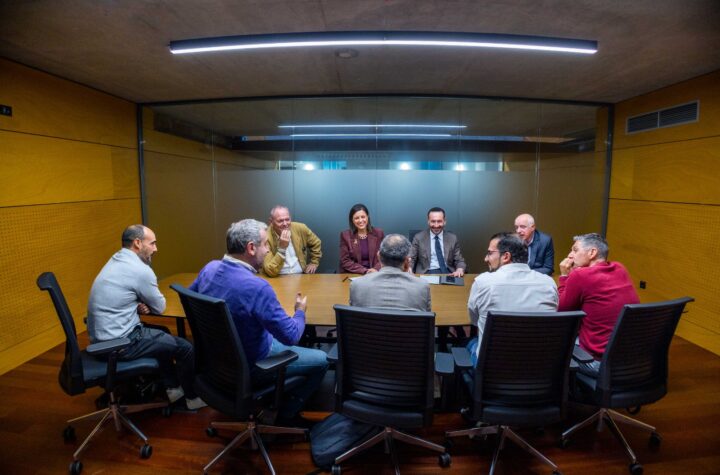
[467,263,558,357]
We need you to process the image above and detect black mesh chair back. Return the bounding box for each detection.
[473,310,584,426]
[37,272,85,395]
[334,304,435,423]
[596,297,694,406]
[561,297,694,473]
[171,284,253,417]
[171,284,308,474]
[447,310,584,475]
[331,304,449,473]
[38,272,166,474]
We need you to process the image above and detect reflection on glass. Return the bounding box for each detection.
[142,97,607,276]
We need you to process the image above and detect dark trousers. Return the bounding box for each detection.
[120,326,197,399]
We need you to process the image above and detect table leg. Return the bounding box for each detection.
[176,318,186,339]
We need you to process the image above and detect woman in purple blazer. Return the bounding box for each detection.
[339,203,385,274]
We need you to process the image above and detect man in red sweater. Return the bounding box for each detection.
[558,233,639,374]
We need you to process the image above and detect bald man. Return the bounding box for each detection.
[514,213,554,275]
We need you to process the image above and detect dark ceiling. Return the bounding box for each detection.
[2,0,719,105]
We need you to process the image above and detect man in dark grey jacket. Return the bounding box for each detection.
[409,207,466,277]
[350,234,431,312]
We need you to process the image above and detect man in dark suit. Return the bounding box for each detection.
[514,213,554,275]
[409,207,466,277]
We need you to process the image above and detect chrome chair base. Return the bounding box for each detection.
[203,420,308,475]
[67,393,168,462]
[335,426,448,475]
[446,424,560,475]
[561,407,659,465]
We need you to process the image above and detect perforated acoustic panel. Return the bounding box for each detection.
[0,199,141,357]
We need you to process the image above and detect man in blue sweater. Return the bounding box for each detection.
[190,219,328,423]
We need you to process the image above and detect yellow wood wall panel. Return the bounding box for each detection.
[0,199,142,374]
[0,326,65,376]
[613,70,720,149]
[0,131,139,206]
[0,59,136,147]
[610,136,720,204]
[538,151,606,252]
[144,152,218,279]
[606,200,720,353]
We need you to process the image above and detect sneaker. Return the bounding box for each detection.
[186,397,207,411]
[166,387,185,403]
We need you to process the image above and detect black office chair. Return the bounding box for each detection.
[331,304,452,474]
[446,310,585,475]
[560,297,694,475]
[37,272,168,475]
[171,284,308,474]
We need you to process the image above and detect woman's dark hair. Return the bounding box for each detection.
[348,203,373,234]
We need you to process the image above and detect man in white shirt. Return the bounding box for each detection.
[467,232,558,365]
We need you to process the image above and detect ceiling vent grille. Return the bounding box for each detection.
[626,100,699,134]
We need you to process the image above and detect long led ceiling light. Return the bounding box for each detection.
[169,31,597,55]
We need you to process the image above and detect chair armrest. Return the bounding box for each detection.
[255,350,299,373]
[326,344,338,363]
[86,337,131,356]
[435,352,454,375]
[451,346,473,369]
[572,345,595,363]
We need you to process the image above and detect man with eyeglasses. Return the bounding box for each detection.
[466,232,558,365]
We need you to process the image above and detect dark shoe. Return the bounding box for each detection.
[460,406,474,423]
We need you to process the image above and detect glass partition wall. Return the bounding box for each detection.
[140,97,608,279]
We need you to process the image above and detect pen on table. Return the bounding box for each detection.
[341,276,349,282]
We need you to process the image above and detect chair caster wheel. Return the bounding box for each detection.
[69,460,82,475]
[62,425,76,441]
[559,437,570,448]
[444,437,454,450]
[206,427,218,437]
[629,462,643,474]
[553,471,563,475]
[439,452,452,467]
[649,432,662,448]
[331,464,342,475]
[140,444,152,459]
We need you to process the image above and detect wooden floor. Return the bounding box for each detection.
[1,333,719,475]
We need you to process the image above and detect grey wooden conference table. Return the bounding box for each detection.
[154,272,476,342]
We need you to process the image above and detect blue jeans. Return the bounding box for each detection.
[466,337,479,367]
[251,339,329,419]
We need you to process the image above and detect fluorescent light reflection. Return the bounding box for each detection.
[291,133,452,139]
[399,162,412,171]
[302,163,316,171]
[279,124,466,129]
